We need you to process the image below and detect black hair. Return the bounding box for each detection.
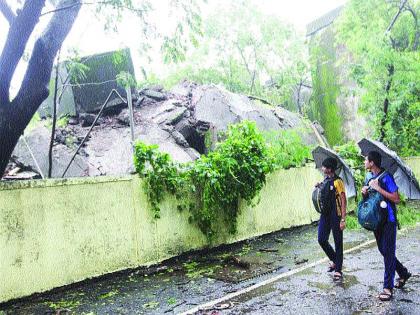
[368,151,382,168]
[322,157,337,171]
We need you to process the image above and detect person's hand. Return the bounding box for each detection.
[369,178,381,192]
[315,182,321,188]
[361,186,369,196]
[340,220,346,231]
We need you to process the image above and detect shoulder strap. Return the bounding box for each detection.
[377,170,388,182]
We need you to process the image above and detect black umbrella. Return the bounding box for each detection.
[358,138,420,200]
[312,146,357,198]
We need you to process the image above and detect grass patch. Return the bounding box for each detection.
[167,297,177,305]
[45,299,81,310]
[98,289,119,300]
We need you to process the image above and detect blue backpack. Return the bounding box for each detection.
[357,172,388,231]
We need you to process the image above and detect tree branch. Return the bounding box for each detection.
[385,0,408,33]
[0,0,46,105]
[405,3,419,50]
[0,0,16,25]
[13,0,82,121]
[40,1,148,17]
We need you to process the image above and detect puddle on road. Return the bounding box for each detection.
[308,274,360,291]
[230,283,287,304]
[308,280,334,291]
[336,274,360,289]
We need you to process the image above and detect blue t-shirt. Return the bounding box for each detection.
[365,172,398,222]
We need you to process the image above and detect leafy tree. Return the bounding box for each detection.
[336,0,420,155]
[159,1,309,110]
[0,0,202,176]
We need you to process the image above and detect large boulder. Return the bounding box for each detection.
[191,85,318,144]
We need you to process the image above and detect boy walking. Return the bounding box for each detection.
[362,151,411,301]
[317,157,347,281]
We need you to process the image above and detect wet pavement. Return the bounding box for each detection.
[1,221,419,315]
[198,225,420,315]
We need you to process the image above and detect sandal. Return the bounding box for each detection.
[333,271,343,281]
[378,289,393,301]
[395,272,412,289]
[327,262,336,272]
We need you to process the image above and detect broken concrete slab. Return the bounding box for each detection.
[172,131,189,148]
[153,106,187,125]
[79,113,97,127]
[12,126,89,178]
[141,89,167,101]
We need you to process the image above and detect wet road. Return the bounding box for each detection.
[193,225,420,315]
[1,223,419,315]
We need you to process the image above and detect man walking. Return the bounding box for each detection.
[317,157,347,281]
[362,151,411,301]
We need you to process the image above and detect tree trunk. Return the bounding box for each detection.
[0,100,34,176]
[0,0,82,177]
[297,80,303,115]
[380,64,395,141]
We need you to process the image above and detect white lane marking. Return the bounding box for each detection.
[179,238,378,315]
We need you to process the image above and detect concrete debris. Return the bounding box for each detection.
[141,88,167,101]
[5,82,320,179]
[79,113,98,127]
[117,108,130,126]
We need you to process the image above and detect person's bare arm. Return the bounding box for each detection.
[340,192,347,231]
[340,192,347,219]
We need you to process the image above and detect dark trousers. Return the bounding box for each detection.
[318,211,343,272]
[374,221,409,290]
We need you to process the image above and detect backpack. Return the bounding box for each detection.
[312,176,337,215]
[357,171,389,231]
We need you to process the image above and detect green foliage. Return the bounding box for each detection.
[189,121,275,238]
[135,121,309,240]
[116,71,137,88]
[133,142,185,218]
[149,1,308,110]
[64,51,91,84]
[182,261,218,278]
[334,141,365,191]
[263,130,312,169]
[307,30,343,145]
[25,112,42,133]
[345,214,360,230]
[57,115,69,128]
[167,297,177,305]
[336,0,420,155]
[397,203,420,227]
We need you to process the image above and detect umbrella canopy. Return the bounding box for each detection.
[312,146,357,198]
[358,138,420,200]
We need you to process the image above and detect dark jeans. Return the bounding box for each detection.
[374,221,409,290]
[318,211,343,273]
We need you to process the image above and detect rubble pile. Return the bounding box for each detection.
[5,81,320,179]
